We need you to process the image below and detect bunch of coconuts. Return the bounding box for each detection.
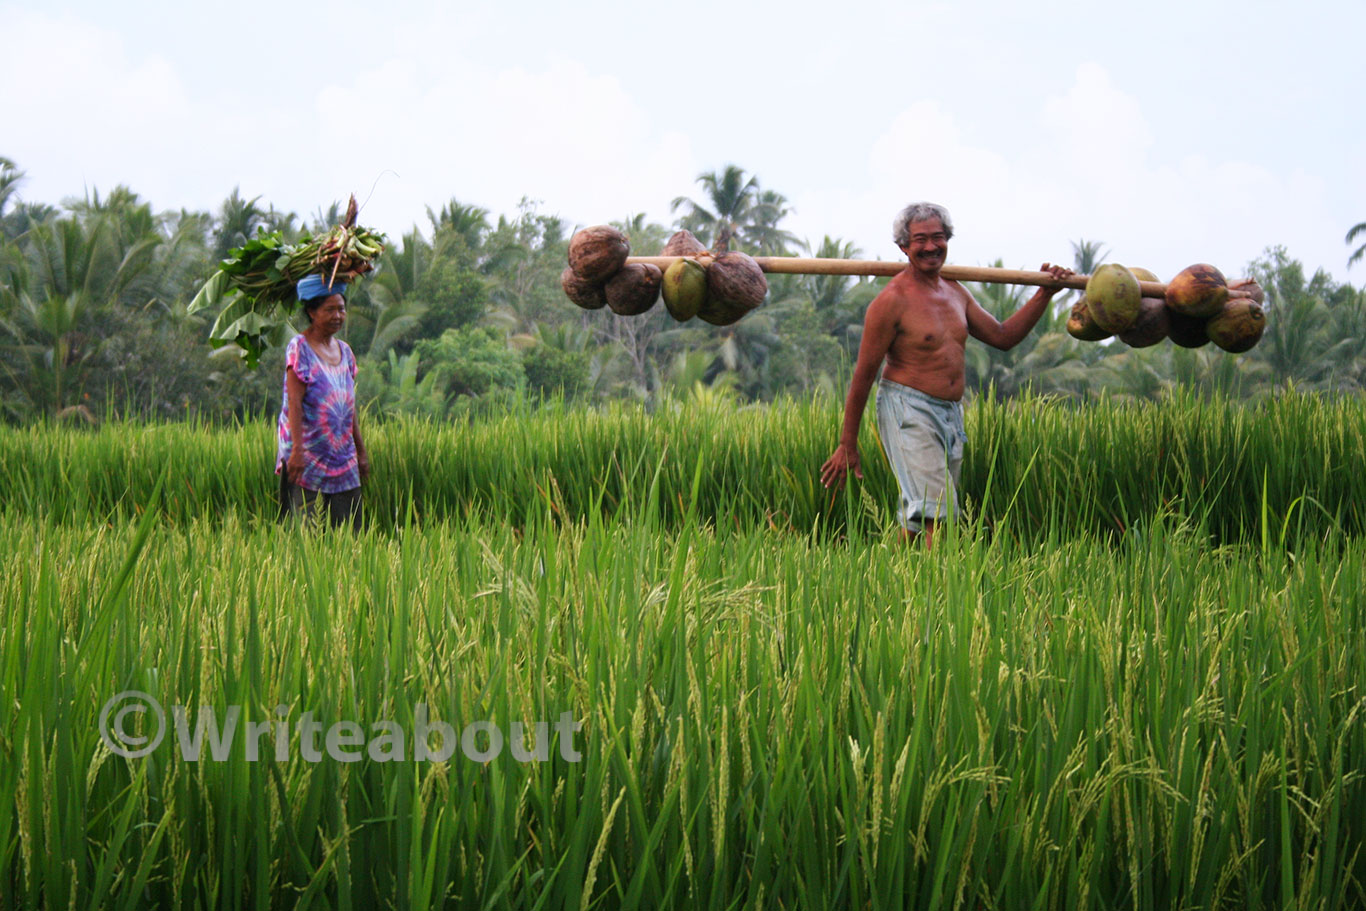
[1067,263,1267,353]
[561,226,768,326]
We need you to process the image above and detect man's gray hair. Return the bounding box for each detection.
[892,203,954,248]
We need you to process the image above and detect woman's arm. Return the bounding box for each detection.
[352,409,369,482]
[286,367,307,485]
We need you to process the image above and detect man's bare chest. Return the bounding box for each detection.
[895,296,967,351]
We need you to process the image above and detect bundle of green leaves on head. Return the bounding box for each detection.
[187,194,386,366]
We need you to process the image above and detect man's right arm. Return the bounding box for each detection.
[820,291,899,488]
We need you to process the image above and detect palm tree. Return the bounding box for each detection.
[23,215,158,308]
[611,214,669,257]
[157,209,215,297]
[805,235,865,327]
[1056,238,1111,320]
[361,349,448,418]
[0,201,170,413]
[349,228,431,357]
[1070,238,1109,276]
[211,187,268,263]
[1316,285,1366,389]
[704,310,781,396]
[0,158,22,223]
[963,263,1088,398]
[262,206,301,241]
[427,198,490,252]
[65,186,181,306]
[3,201,58,242]
[1346,221,1366,270]
[1095,347,1172,401]
[2,292,94,412]
[762,235,873,360]
[671,165,760,252]
[309,200,347,235]
[747,190,801,255]
[661,349,715,399]
[482,201,566,335]
[1247,246,1338,387]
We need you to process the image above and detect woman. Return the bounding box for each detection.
[276,273,370,528]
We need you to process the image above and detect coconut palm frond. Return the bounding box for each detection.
[1345,221,1366,269]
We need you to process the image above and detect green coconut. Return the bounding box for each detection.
[1085,264,1143,333]
[1206,300,1266,353]
[661,257,708,322]
[1127,266,1160,298]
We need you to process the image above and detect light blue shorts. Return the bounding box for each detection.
[875,379,967,532]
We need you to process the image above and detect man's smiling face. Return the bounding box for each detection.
[900,217,948,273]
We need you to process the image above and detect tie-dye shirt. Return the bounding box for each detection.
[275,334,359,493]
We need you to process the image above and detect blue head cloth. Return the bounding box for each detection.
[296,274,348,301]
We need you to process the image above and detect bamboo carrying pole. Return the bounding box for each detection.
[625,256,1254,300]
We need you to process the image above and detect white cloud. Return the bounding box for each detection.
[1,11,194,204]
[1,7,1354,284]
[1043,62,1153,175]
[295,54,702,238]
[789,63,1341,282]
[2,9,697,242]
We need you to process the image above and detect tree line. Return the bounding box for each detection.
[2,155,1363,425]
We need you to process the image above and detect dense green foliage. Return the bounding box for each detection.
[3,156,1365,426]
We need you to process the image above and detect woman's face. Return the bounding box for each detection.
[310,295,346,335]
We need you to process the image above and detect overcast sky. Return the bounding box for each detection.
[3,0,1363,286]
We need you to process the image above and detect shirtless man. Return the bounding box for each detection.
[819,202,1073,547]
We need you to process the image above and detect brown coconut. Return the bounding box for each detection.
[661,229,707,257]
[1117,298,1170,348]
[561,267,607,310]
[605,263,662,316]
[1166,309,1211,348]
[568,226,630,284]
[1229,277,1266,306]
[699,251,767,326]
[1166,263,1228,318]
[1066,298,1112,341]
[1206,300,1266,353]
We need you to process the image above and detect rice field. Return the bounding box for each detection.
[6,389,1366,543]
[2,392,1364,909]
